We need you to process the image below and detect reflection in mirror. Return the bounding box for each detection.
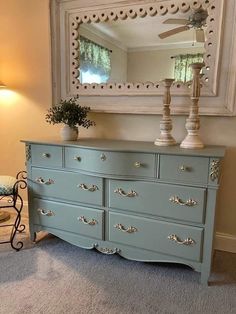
[78,12,206,85]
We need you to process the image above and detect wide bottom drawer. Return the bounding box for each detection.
[109,212,203,262]
[32,198,104,240]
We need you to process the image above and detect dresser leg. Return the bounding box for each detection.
[30,232,37,243]
[200,271,209,286]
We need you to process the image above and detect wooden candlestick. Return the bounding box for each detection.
[180,63,204,149]
[155,78,176,146]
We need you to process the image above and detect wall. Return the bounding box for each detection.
[0,0,235,251]
[127,47,205,82]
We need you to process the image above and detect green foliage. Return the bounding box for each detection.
[45,96,95,129]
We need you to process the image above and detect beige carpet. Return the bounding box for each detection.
[0,214,236,314]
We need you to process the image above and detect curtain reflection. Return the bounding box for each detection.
[79,36,111,83]
[174,53,204,82]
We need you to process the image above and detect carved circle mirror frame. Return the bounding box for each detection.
[69,0,220,97]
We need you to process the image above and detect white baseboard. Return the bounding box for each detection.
[214,232,236,253]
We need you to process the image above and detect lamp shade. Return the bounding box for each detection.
[0,81,6,88]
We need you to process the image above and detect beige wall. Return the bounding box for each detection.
[127,47,205,82]
[0,0,236,240]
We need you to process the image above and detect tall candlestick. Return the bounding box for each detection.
[155,78,176,146]
[180,63,204,149]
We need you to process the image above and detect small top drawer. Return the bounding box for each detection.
[31,144,62,168]
[159,155,209,185]
[65,147,156,178]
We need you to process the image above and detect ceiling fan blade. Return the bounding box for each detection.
[163,19,189,25]
[158,25,190,39]
[195,29,205,42]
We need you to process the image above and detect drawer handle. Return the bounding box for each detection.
[114,223,138,233]
[37,208,55,217]
[134,161,142,168]
[78,183,99,192]
[169,196,197,206]
[167,234,195,246]
[179,165,190,172]
[78,216,97,225]
[35,177,54,185]
[114,188,138,197]
[100,153,106,161]
[73,156,81,162]
[42,153,50,158]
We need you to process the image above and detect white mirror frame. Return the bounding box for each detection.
[51,0,236,116]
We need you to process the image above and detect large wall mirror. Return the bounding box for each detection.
[51,0,236,115]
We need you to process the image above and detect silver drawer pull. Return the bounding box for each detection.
[114,223,138,233]
[100,153,106,161]
[169,196,197,206]
[37,208,55,216]
[114,188,138,197]
[168,234,195,246]
[179,165,190,172]
[42,153,50,158]
[35,177,54,185]
[134,161,142,168]
[78,183,99,192]
[73,156,81,161]
[78,216,97,225]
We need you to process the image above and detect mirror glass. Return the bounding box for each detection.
[78,12,206,85]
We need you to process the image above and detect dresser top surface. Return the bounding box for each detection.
[22,138,225,157]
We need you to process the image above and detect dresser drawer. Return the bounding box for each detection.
[159,155,209,185]
[109,212,203,262]
[32,168,103,206]
[109,180,206,223]
[33,199,104,240]
[31,144,62,168]
[64,147,156,178]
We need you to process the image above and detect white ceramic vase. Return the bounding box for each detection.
[60,125,78,141]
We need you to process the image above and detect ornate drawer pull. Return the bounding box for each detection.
[134,161,142,168]
[114,223,138,233]
[114,188,138,197]
[35,177,54,185]
[42,153,50,158]
[73,156,81,161]
[78,183,99,192]
[100,153,106,161]
[167,234,195,246]
[169,196,197,206]
[37,208,55,216]
[78,216,97,225]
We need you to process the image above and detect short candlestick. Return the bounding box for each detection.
[155,78,176,146]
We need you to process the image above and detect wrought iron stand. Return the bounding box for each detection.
[0,171,27,251]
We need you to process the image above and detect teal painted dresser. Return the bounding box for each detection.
[22,139,225,284]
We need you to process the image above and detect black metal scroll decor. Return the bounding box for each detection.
[0,171,27,251]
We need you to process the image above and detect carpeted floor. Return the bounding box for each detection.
[0,216,236,314]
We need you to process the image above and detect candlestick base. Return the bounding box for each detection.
[155,134,176,146]
[180,134,204,149]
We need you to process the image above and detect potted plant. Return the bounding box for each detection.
[45,96,95,141]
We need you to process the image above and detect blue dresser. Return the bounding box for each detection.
[23,139,225,284]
